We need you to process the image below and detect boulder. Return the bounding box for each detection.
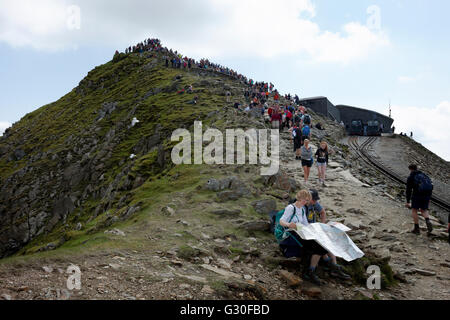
[210,209,241,217]
[240,220,270,232]
[105,228,126,237]
[217,190,242,202]
[279,270,302,288]
[264,171,297,192]
[301,286,322,298]
[252,199,276,215]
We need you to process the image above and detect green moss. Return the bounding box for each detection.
[343,255,397,290]
[177,245,200,260]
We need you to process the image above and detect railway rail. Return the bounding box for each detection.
[348,136,450,213]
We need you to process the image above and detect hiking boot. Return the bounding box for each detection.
[304,269,322,286]
[410,226,420,235]
[426,220,433,234]
[329,264,351,280]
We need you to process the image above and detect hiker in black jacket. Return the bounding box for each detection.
[405,164,433,235]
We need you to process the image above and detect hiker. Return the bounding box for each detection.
[293,112,302,128]
[301,123,311,141]
[315,141,329,186]
[405,164,433,235]
[271,105,282,130]
[306,189,327,223]
[303,112,311,126]
[301,139,313,184]
[291,124,303,160]
[284,108,293,130]
[279,190,350,285]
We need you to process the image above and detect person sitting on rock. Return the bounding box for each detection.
[279,190,350,285]
[305,189,351,280]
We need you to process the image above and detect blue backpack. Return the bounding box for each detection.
[414,172,433,193]
[302,125,310,137]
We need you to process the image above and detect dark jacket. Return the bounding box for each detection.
[406,170,430,202]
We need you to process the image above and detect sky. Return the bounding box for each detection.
[0,0,449,160]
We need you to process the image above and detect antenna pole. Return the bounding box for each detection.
[389,99,392,118]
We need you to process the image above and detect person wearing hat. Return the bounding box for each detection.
[306,189,327,224]
[306,189,351,280]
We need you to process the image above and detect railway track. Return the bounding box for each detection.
[348,136,450,213]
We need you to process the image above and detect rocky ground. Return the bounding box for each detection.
[1,107,449,301]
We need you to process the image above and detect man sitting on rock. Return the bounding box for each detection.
[306,189,351,281]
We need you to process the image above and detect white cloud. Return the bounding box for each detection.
[0,0,390,63]
[391,101,450,161]
[397,74,422,84]
[0,122,11,136]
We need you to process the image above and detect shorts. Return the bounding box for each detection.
[301,159,313,167]
[411,193,431,210]
[317,161,327,167]
[279,231,328,258]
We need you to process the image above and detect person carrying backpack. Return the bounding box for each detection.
[292,125,303,160]
[293,112,302,127]
[303,112,311,126]
[302,124,311,141]
[405,164,433,235]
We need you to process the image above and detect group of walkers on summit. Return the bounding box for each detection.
[120,37,253,84]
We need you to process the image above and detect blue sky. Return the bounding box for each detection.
[1,0,449,160]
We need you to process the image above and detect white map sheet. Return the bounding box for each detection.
[293,222,364,262]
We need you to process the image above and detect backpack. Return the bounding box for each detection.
[414,172,433,193]
[303,115,311,125]
[271,205,303,247]
[293,127,302,139]
[302,126,310,137]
